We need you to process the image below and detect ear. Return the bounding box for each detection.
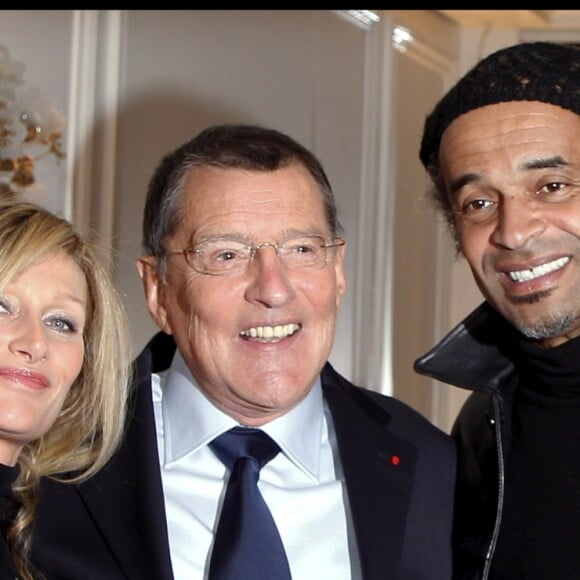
[136,257,173,335]
[334,241,347,307]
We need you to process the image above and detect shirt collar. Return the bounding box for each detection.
[161,350,325,480]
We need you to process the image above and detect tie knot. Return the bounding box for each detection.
[210,427,280,470]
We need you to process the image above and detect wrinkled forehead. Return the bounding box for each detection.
[173,164,328,242]
[440,101,580,173]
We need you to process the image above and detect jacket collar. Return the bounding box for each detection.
[414,301,516,395]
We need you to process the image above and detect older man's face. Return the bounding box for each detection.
[139,163,346,425]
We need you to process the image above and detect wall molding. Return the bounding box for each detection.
[355,12,457,430]
[353,13,396,395]
[67,10,122,257]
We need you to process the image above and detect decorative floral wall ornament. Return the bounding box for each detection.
[0,44,66,199]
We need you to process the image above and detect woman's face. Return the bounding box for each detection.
[0,250,87,465]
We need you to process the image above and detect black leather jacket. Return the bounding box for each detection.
[414,301,520,580]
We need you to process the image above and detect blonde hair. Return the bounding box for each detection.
[0,200,132,579]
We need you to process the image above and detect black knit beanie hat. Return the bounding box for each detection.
[419,42,580,171]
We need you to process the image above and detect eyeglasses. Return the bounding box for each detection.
[163,234,345,276]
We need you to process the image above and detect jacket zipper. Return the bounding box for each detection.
[481,395,505,580]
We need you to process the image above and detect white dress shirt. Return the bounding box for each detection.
[152,350,358,579]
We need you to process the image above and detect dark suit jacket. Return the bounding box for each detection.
[0,463,19,580]
[31,332,455,580]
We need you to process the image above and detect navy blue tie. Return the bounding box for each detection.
[208,427,292,580]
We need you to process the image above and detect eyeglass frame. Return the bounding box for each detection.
[160,233,345,276]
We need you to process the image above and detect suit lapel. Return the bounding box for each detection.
[323,366,417,580]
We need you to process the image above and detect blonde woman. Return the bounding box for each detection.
[0,200,131,580]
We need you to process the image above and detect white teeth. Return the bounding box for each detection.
[508,257,569,283]
[240,323,300,341]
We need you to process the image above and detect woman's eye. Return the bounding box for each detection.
[45,317,76,333]
[0,298,13,315]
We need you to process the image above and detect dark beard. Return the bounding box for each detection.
[507,289,576,340]
[509,289,550,306]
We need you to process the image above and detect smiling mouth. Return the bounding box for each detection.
[0,368,50,389]
[508,256,569,283]
[240,323,300,342]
